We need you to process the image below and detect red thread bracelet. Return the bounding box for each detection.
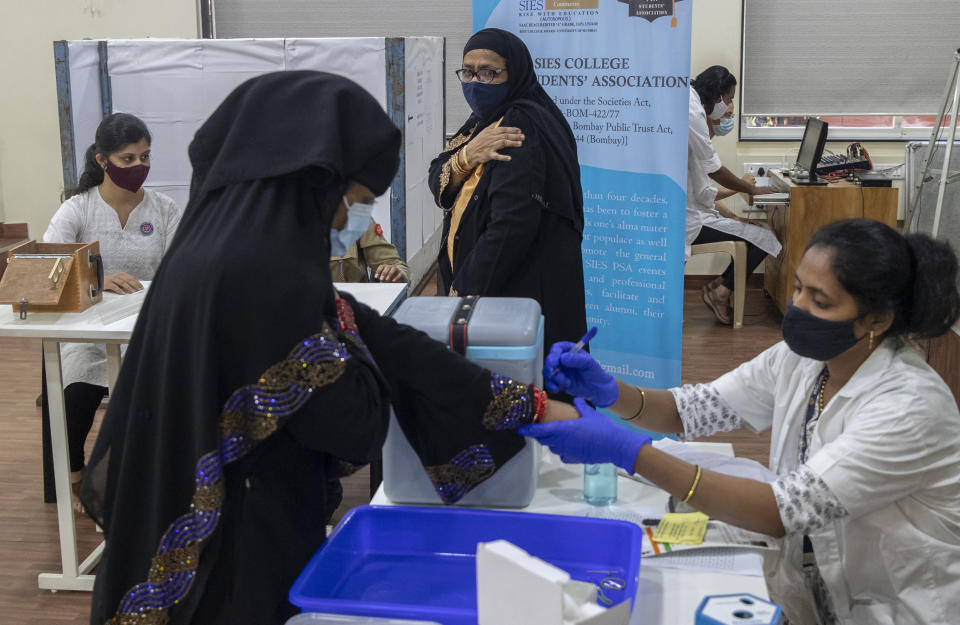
[532,387,548,424]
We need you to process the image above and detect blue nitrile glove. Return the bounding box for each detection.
[543,341,619,407]
[518,398,651,474]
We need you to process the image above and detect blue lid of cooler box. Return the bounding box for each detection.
[289,505,643,625]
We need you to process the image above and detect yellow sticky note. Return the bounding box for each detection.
[651,512,709,545]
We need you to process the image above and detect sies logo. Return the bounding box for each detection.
[546,0,599,8]
[520,0,598,10]
[618,0,684,25]
[139,221,154,236]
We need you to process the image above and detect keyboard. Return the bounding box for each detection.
[760,175,791,193]
[816,154,871,175]
[754,175,791,201]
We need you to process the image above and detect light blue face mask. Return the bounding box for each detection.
[330,195,375,257]
[715,117,735,136]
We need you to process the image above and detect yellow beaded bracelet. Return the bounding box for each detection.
[682,464,702,504]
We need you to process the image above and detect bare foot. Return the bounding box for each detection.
[71,471,85,515]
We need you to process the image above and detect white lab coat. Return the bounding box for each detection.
[43,187,180,387]
[686,88,781,259]
[713,340,960,625]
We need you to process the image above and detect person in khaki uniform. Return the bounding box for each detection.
[329,217,409,282]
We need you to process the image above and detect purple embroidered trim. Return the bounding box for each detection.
[488,373,533,430]
[433,445,496,503]
[115,329,353,619]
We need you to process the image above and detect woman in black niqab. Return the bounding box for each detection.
[429,28,587,356]
[82,71,559,625]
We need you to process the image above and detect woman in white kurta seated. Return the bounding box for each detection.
[687,65,779,325]
[521,218,960,625]
[43,112,180,511]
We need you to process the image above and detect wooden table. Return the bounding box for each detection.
[760,172,898,314]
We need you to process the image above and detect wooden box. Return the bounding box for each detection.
[0,223,30,281]
[0,240,103,315]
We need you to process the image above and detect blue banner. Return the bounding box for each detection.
[475,0,691,389]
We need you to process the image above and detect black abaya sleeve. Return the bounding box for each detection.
[342,292,544,503]
[428,124,478,210]
[282,354,389,467]
[428,151,460,210]
[449,108,546,296]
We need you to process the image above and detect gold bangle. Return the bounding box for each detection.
[459,147,473,170]
[626,386,645,421]
[682,464,703,504]
[450,152,467,176]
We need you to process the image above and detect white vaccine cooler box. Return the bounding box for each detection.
[383,296,544,507]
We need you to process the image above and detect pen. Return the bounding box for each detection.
[550,326,598,376]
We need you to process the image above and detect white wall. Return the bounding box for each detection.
[688,0,908,275]
[0,0,198,239]
[2,0,910,262]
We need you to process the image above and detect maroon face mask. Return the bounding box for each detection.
[104,161,150,193]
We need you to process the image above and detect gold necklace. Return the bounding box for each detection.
[817,371,830,416]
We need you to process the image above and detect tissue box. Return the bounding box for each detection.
[477,541,631,625]
[695,594,782,625]
[288,506,643,625]
[383,296,544,507]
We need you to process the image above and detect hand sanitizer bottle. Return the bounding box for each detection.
[584,463,617,505]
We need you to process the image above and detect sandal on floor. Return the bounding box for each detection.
[702,284,733,326]
[71,478,86,516]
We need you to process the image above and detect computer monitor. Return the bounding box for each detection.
[793,118,828,185]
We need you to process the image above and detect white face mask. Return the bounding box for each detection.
[715,117,735,136]
[330,195,375,257]
[709,99,729,120]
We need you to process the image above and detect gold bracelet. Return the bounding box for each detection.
[682,464,702,504]
[459,147,474,171]
[450,152,468,176]
[626,386,645,421]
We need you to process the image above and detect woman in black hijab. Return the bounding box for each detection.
[81,71,573,625]
[429,28,587,356]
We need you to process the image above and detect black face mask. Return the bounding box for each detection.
[781,303,865,361]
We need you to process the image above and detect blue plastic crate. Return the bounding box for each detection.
[289,506,643,625]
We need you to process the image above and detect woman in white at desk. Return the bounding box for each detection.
[520,219,960,625]
[687,65,780,325]
[43,112,180,510]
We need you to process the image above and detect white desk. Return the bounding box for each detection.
[370,443,769,625]
[0,281,407,591]
[0,289,146,591]
[335,282,408,317]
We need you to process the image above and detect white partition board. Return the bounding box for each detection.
[61,37,443,263]
[67,41,103,183]
[404,36,445,262]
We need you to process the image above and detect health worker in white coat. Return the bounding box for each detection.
[43,113,179,513]
[687,65,780,325]
[520,219,960,625]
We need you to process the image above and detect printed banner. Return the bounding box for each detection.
[475,0,691,388]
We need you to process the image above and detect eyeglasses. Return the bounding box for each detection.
[455,67,506,84]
